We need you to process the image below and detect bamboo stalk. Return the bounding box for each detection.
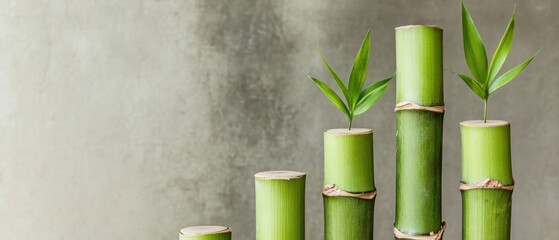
[255,171,306,240]
[323,128,375,240]
[394,25,445,238]
[323,185,376,240]
[460,120,513,240]
[179,226,231,240]
[324,128,375,192]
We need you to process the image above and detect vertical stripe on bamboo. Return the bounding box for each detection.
[394,25,445,237]
[179,226,232,240]
[323,128,375,240]
[461,120,513,240]
[255,171,306,240]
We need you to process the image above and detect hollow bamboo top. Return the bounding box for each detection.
[254,170,306,180]
[395,25,441,30]
[325,128,372,135]
[461,120,509,128]
[180,226,231,236]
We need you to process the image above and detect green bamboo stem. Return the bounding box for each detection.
[394,25,445,238]
[179,226,232,240]
[323,188,376,240]
[255,171,306,240]
[461,120,513,240]
[323,128,375,240]
[324,128,375,192]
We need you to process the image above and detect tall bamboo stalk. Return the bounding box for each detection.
[323,128,376,240]
[255,171,306,240]
[460,120,513,240]
[179,226,231,240]
[394,25,445,239]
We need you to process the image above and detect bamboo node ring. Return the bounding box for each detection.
[394,221,446,240]
[460,178,514,191]
[322,184,377,200]
[394,101,445,113]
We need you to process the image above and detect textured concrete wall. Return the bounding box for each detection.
[0,0,557,239]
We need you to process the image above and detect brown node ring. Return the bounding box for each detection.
[460,178,515,191]
[322,184,377,200]
[394,221,446,240]
[394,101,445,113]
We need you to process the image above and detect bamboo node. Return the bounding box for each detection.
[394,101,445,113]
[460,178,514,191]
[322,184,377,200]
[394,221,446,240]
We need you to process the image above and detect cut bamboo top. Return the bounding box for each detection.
[326,128,372,135]
[180,226,231,236]
[461,120,509,128]
[395,25,441,30]
[255,171,306,180]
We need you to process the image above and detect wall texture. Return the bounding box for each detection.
[0,0,557,239]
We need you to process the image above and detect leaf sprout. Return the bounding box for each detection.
[459,1,538,122]
[308,30,393,129]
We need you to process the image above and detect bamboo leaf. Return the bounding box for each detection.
[488,53,537,93]
[347,30,371,110]
[308,75,350,116]
[318,48,350,103]
[353,76,392,116]
[457,73,486,100]
[462,1,488,83]
[488,7,515,83]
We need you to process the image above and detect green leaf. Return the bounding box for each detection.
[308,75,350,116]
[457,73,486,100]
[353,76,392,116]
[488,7,515,83]
[347,30,371,110]
[489,52,537,93]
[318,48,350,104]
[462,1,488,83]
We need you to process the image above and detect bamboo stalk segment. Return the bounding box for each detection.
[324,128,374,192]
[323,128,376,240]
[460,120,513,184]
[255,171,306,240]
[395,25,445,238]
[179,226,232,240]
[324,193,375,240]
[395,25,444,106]
[460,120,513,240]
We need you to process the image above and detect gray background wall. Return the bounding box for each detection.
[0,0,557,239]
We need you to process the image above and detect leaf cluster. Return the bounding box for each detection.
[459,1,538,121]
[308,31,393,129]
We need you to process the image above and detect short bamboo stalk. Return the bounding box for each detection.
[323,128,376,240]
[461,120,513,240]
[255,171,306,240]
[394,25,445,238]
[179,226,232,240]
